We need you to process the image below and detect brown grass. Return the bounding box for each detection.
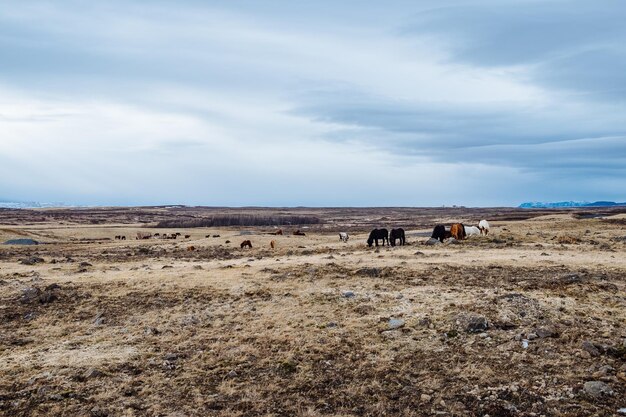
[0,208,625,416]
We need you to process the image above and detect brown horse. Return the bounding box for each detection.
[275,229,283,235]
[187,246,195,251]
[293,230,306,236]
[450,223,466,240]
[240,240,252,249]
[270,240,276,249]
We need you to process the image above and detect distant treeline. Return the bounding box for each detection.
[155,214,322,228]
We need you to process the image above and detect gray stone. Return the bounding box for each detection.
[582,341,601,357]
[84,368,104,379]
[583,381,613,397]
[424,238,442,246]
[342,291,355,298]
[465,316,489,333]
[535,326,558,338]
[388,318,405,330]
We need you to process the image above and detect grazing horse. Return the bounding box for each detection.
[121,236,126,240]
[465,226,480,237]
[184,235,191,239]
[115,235,120,240]
[450,223,466,240]
[293,230,306,236]
[431,225,447,242]
[479,220,490,235]
[212,234,220,238]
[390,228,406,246]
[270,240,276,249]
[339,232,349,243]
[275,229,283,235]
[367,228,389,247]
[240,240,252,249]
[187,246,195,251]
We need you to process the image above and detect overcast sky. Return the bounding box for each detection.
[1,1,624,206]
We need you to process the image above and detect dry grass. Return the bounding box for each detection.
[0,208,625,416]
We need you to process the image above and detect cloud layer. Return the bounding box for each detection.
[1,1,624,206]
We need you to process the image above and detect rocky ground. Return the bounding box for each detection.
[0,207,625,416]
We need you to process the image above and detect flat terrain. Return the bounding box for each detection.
[1,207,625,416]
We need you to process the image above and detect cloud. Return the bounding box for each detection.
[0,1,624,206]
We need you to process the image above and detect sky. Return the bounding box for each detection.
[1,0,625,207]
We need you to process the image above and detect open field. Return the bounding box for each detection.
[1,206,625,416]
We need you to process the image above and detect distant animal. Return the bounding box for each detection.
[171,233,178,239]
[120,236,126,240]
[367,228,389,247]
[175,232,181,236]
[212,234,220,238]
[270,240,276,249]
[205,235,210,238]
[115,235,120,240]
[450,223,466,240]
[465,226,480,236]
[431,225,447,242]
[339,232,349,243]
[293,230,306,236]
[136,232,152,240]
[479,220,490,235]
[184,235,191,239]
[390,228,406,246]
[240,240,252,249]
[275,229,283,235]
[187,246,195,251]
[154,233,160,237]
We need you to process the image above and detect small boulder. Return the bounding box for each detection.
[582,341,601,357]
[465,316,489,333]
[388,318,405,330]
[583,381,613,397]
[424,238,442,246]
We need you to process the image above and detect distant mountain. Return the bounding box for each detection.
[519,201,626,208]
[0,201,77,209]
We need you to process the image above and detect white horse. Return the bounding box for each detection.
[479,220,490,235]
[339,232,349,242]
[465,226,481,236]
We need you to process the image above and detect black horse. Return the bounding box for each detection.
[390,228,406,246]
[431,224,453,242]
[367,228,389,247]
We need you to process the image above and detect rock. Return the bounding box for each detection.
[90,406,108,417]
[445,238,461,245]
[20,256,45,265]
[84,368,104,379]
[465,316,489,333]
[226,370,237,378]
[164,353,179,361]
[424,238,441,245]
[326,322,338,328]
[355,267,381,277]
[617,408,626,415]
[93,313,106,326]
[420,394,432,402]
[388,318,405,330]
[583,381,613,397]
[582,341,601,357]
[342,291,355,298]
[527,333,538,340]
[79,262,93,267]
[19,287,41,304]
[414,251,425,256]
[161,265,173,269]
[535,326,559,338]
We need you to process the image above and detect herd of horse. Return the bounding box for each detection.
[116,220,491,250]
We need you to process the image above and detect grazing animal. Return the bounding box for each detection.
[115,235,120,240]
[184,235,191,239]
[275,229,283,235]
[390,228,406,246]
[431,225,447,242]
[367,228,389,247]
[240,240,252,249]
[293,230,306,236]
[465,226,480,236]
[187,246,195,251]
[479,219,490,235]
[339,232,349,243]
[154,233,160,237]
[121,236,126,240]
[175,232,182,236]
[205,235,210,238]
[212,234,220,238]
[270,240,276,249]
[450,223,466,240]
